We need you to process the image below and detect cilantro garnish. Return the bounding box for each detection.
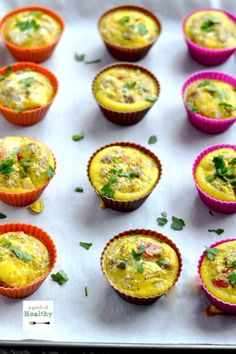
[14,108,23,113]
[232,260,236,269]
[109,168,137,179]
[47,166,55,178]
[74,53,85,61]
[51,270,69,285]
[145,94,157,103]
[22,157,31,171]
[79,242,92,250]
[205,175,215,183]
[218,102,235,111]
[148,135,157,144]
[123,81,136,90]
[201,17,220,32]
[131,248,144,273]
[16,19,40,31]
[6,66,13,76]
[21,77,34,88]
[205,247,220,261]
[101,184,115,198]
[171,216,185,231]
[118,16,130,25]
[157,212,168,226]
[72,132,85,141]
[186,102,197,112]
[212,155,236,187]
[75,187,83,193]
[0,159,14,175]
[11,245,32,262]
[208,228,224,235]
[229,271,236,287]
[198,80,211,87]
[138,22,148,36]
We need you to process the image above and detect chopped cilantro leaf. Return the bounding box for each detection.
[101,184,115,198]
[74,53,85,61]
[145,94,157,103]
[123,81,136,90]
[47,166,55,178]
[21,77,34,88]
[16,18,40,31]
[118,16,130,25]
[186,102,197,112]
[205,175,215,183]
[208,228,224,235]
[0,159,14,175]
[80,242,92,250]
[75,187,83,193]
[198,80,211,87]
[148,135,157,144]
[72,132,85,141]
[171,216,185,231]
[138,22,148,36]
[157,217,168,227]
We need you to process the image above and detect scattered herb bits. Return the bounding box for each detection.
[80,242,93,250]
[0,213,7,219]
[148,135,157,144]
[51,270,69,285]
[74,53,101,64]
[208,228,224,235]
[171,216,185,231]
[75,187,83,193]
[72,132,85,141]
[157,212,168,226]
[85,286,88,297]
[74,53,85,61]
[205,247,220,261]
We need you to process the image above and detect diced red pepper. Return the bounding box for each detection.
[212,278,229,288]
[17,152,23,161]
[222,268,233,276]
[120,155,129,163]
[0,151,5,159]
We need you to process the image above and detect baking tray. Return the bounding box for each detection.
[0,0,236,349]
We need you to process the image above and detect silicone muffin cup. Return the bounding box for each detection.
[0,149,56,207]
[0,223,57,298]
[98,5,161,62]
[182,71,236,134]
[87,142,162,212]
[92,63,160,126]
[182,8,236,66]
[193,144,236,213]
[101,229,182,304]
[0,62,58,126]
[0,6,64,63]
[198,238,236,314]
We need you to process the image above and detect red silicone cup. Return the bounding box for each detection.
[182,8,236,66]
[182,71,236,134]
[192,144,236,213]
[0,223,57,298]
[198,238,236,313]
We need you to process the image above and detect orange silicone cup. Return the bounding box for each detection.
[0,148,56,207]
[0,6,64,63]
[0,62,58,126]
[0,223,57,298]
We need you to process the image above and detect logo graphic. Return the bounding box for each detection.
[23,301,53,331]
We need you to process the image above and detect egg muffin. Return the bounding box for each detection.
[0,223,56,298]
[98,5,161,61]
[186,79,236,120]
[0,6,64,62]
[199,239,236,313]
[184,10,236,49]
[0,136,55,206]
[101,229,182,303]
[93,63,159,125]
[0,231,50,288]
[88,143,162,211]
[195,147,236,202]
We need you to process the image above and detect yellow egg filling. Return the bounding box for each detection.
[186,79,236,119]
[0,136,55,193]
[0,68,54,111]
[195,148,236,202]
[3,10,62,48]
[94,67,158,112]
[0,231,50,288]
[89,145,159,201]
[185,10,236,49]
[99,9,160,48]
[201,241,236,304]
[102,234,179,298]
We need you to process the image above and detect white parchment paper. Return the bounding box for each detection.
[0,0,235,347]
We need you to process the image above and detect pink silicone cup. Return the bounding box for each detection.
[182,8,236,66]
[192,144,236,213]
[198,238,236,313]
[182,71,236,134]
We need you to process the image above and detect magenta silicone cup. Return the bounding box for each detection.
[198,238,236,314]
[182,8,236,66]
[193,144,236,213]
[182,71,236,134]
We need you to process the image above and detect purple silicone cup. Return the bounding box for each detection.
[193,144,236,213]
[182,8,236,66]
[198,239,236,314]
[182,71,236,134]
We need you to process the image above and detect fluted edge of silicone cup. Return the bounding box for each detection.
[87,142,162,211]
[182,71,236,134]
[98,5,161,62]
[0,139,56,206]
[0,62,58,126]
[92,62,160,126]
[100,229,182,304]
[182,8,236,66]
[0,6,64,63]
[192,144,236,213]
[198,238,236,313]
[0,223,57,298]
